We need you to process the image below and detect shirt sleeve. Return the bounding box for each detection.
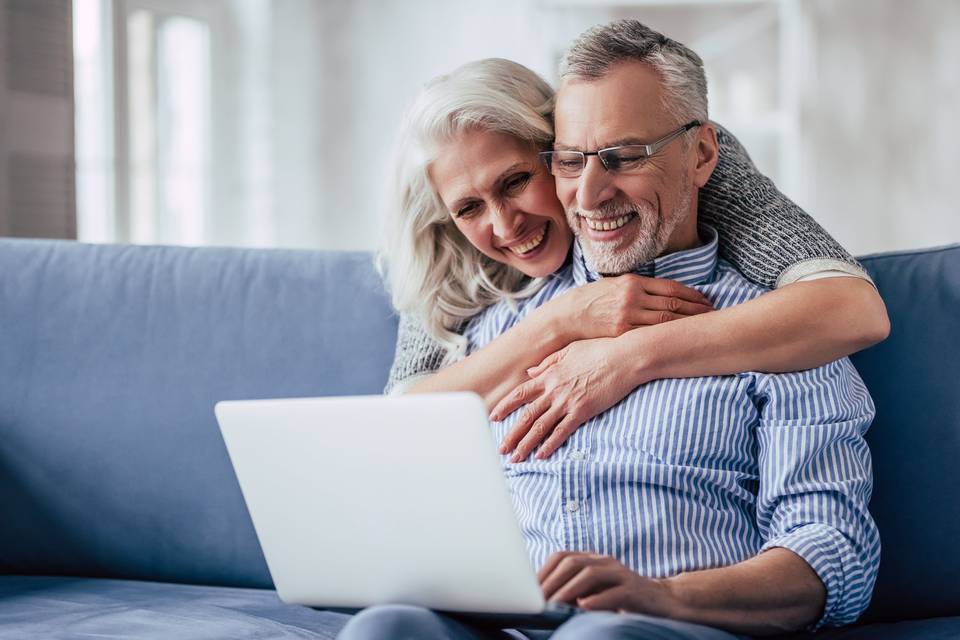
[384,312,454,394]
[700,124,872,290]
[752,359,881,629]
[778,260,875,289]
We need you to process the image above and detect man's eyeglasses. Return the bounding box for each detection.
[539,120,702,178]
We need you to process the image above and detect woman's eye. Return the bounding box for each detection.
[455,202,480,218]
[503,172,531,194]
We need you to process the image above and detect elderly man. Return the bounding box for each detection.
[339,20,879,640]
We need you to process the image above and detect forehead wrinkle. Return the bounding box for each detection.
[555,62,674,153]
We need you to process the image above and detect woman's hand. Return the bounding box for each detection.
[491,334,656,462]
[550,274,713,343]
[492,276,712,462]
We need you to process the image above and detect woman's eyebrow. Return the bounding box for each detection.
[493,162,527,185]
[448,162,529,212]
[448,195,478,213]
[491,163,533,195]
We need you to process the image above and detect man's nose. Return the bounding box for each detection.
[576,156,617,212]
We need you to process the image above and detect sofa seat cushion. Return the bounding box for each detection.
[2,577,960,640]
[0,576,351,639]
[785,617,960,639]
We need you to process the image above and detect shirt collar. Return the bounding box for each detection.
[572,224,719,286]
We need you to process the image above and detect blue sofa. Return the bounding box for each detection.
[0,238,958,639]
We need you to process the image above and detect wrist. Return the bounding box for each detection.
[656,574,692,621]
[616,329,664,387]
[535,298,581,346]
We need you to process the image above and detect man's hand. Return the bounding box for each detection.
[539,552,676,616]
[540,549,827,635]
[491,336,650,462]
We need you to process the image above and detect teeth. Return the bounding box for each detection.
[510,228,546,255]
[584,214,634,232]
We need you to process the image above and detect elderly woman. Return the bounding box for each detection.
[380,57,888,463]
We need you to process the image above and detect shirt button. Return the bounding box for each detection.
[569,450,584,461]
[566,500,580,513]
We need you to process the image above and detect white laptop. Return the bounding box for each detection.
[214,392,578,629]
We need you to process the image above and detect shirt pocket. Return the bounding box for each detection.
[625,375,759,466]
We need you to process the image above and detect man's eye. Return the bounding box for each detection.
[613,152,648,167]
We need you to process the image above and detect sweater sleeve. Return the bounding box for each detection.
[700,124,871,289]
[384,312,457,395]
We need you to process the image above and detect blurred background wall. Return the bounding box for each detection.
[6,0,959,255]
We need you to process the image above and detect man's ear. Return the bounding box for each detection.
[691,122,719,189]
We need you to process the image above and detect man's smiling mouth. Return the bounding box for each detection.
[582,212,637,232]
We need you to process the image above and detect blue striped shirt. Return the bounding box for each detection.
[464,226,880,629]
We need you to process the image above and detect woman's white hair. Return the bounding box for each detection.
[378,58,556,363]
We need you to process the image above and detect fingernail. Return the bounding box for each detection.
[511,453,522,463]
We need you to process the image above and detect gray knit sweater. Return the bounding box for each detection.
[385,125,867,393]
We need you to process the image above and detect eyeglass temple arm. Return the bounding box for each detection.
[646,120,702,155]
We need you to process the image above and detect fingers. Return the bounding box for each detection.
[527,349,563,379]
[535,414,582,460]
[640,294,713,317]
[540,554,614,602]
[490,377,542,422]
[629,310,687,326]
[635,276,712,306]
[512,402,567,462]
[538,551,577,583]
[550,564,621,605]
[540,552,589,596]
[499,394,550,456]
[576,585,633,611]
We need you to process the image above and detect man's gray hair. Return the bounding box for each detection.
[561,19,708,125]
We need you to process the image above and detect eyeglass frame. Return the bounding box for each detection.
[539,120,702,178]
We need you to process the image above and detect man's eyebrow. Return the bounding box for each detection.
[604,137,648,148]
[553,138,649,152]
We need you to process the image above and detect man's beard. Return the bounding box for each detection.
[568,176,694,275]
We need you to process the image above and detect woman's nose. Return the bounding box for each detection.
[490,203,524,239]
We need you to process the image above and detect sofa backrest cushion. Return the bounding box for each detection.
[0,240,397,587]
[853,245,960,623]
